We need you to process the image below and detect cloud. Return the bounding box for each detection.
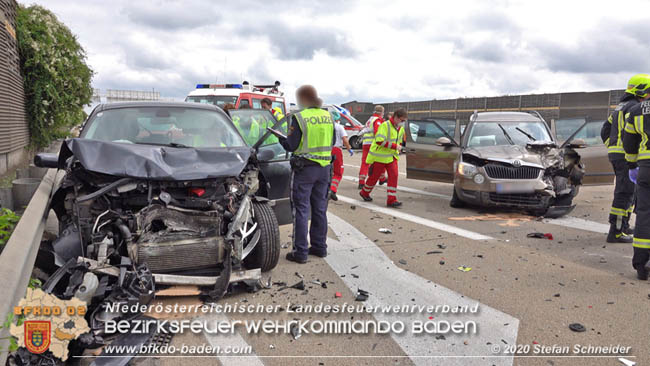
[238,22,355,60]
[123,1,218,30]
[27,0,650,104]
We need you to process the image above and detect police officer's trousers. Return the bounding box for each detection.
[290,164,331,260]
[633,166,650,270]
[609,158,635,231]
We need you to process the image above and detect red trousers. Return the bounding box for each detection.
[359,144,386,185]
[360,159,399,204]
[331,147,343,193]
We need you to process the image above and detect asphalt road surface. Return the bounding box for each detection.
[131,155,646,366]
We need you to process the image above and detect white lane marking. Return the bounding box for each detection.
[326,213,518,366]
[337,195,493,240]
[543,216,609,234]
[344,163,407,176]
[199,314,264,366]
[342,175,451,199]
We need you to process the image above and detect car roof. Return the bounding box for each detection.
[93,101,222,113]
[474,111,543,123]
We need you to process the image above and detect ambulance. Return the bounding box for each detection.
[185,81,287,115]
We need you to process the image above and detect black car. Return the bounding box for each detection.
[32,101,291,357]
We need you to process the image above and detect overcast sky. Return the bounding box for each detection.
[30,0,650,104]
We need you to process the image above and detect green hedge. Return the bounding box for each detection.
[16,5,93,148]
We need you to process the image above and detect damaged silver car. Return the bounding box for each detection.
[26,102,291,363]
[405,111,613,218]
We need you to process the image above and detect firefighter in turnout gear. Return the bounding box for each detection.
[601,74,650,243]
[278,85,335,264]
[359,108,407,207]
[359,105,387,188]
[623,78,650,280]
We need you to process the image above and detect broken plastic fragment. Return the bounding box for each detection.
[527,232,553,240]
[355,289,369,302]
[335,292,342,298]
[290,323,302,340]
[379,228,392,233]
[457,266,472,272]
[290,280,305,290]
[569,323,586,332]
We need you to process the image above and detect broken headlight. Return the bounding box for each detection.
[457,162,478,177]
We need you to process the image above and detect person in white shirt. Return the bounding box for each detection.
[329,110,353,201]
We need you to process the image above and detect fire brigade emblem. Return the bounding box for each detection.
[24,321,51,354]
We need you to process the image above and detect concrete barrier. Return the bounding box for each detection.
[0,169,58,364]
[11,177,42,209]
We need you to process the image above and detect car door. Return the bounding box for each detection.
[405,119,461,183]
[553,117,613,185]
[230,110,292,225]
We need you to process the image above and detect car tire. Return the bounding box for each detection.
[244,202,281,272]
[449,188,465,208]
[349,136,361,150]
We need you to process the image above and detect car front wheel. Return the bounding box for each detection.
[449,188,465,208]
[244,202,281,272]
[349,136,361,150]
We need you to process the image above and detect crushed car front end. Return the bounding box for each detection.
[454,141,585,217]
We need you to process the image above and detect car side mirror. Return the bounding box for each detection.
[435,137,454,147]
[567,138,587,148]
[257,148,275,162]
[34,153,59,168]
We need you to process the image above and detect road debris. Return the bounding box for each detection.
[350,205,356,210]
[527,232,554,240]
[437,244,447,249]
[426,250,443,254]
[290,323,302,340]
[457,266,472,272]
[321,282,328,289]
[351,273,359,278]
[398,259,407,265]
[295,272,304,279]
[379,228,392,234]
[335,292,342,298]
[439,260,445,265]
[281,242,290,249]
[618,357,636,366]
[355,289,369,302]
[569,323,586,332]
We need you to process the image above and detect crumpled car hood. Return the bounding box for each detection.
[58,138,253,180]
[464,145,550,167]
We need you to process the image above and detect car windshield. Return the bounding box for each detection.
[467,121,551,147]
[82,106,246,148]
[185,95,238,107]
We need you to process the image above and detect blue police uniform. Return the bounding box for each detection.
[279,108,335,263]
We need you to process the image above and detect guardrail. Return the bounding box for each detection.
[0,168,57,364]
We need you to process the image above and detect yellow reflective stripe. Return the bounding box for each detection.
[604,137,610,146]
[608,146,625,153]
[633,237,650,248]
[625,122,638,134]
[626,153,639,162]
[610,207,628,216]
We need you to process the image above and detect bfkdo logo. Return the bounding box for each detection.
[24,320,51,354]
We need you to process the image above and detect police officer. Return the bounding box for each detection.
[601,74,650,243]
[623,78,650,280]
[277,85,334,263]
[359,108,407,207]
